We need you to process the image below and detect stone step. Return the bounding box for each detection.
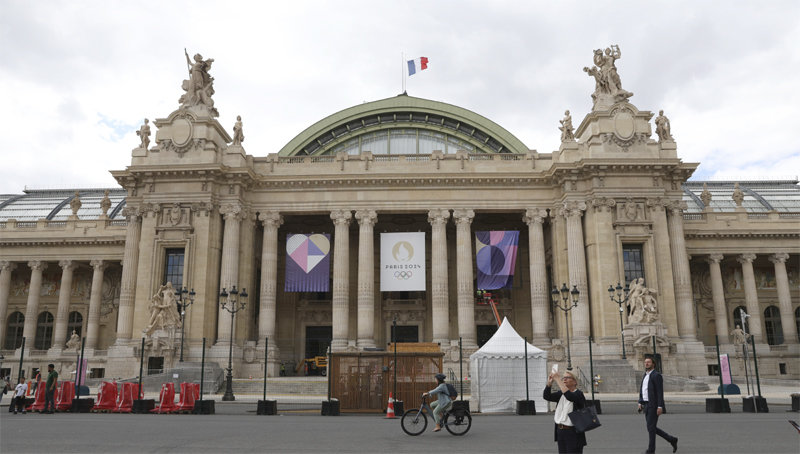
[231,377,473,395]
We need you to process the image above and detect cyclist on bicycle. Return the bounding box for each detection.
[422,373,452,432]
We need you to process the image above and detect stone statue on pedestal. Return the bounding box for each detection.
[70,191,82,217]
[180,49,218,117]
[100,190,112,217]
[559,110,575,142]
[730,325,750,345]
[136,119,151,149]
[65,330,81,350]
[655,110,673,142]
[732,183,744,207]
[584,44,633,108]
[627,277,659,324]
[233,115,245,146]
[143,282,182,337]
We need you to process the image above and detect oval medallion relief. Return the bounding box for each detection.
[613,110,635,140]
[172,118,193,147]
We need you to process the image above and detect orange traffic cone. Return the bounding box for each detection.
[385,392,396,419]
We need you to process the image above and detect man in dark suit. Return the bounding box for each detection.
[638,356,678,453]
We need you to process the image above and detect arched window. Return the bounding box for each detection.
[763,306,783,345]
[4,311,24,349]
[732,306,749,333]
[34,311,54,350]
[67,311,83,341]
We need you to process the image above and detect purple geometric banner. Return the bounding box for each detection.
[475,231,519,290]
[285,233,331,292]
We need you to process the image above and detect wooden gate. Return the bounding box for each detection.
[330,350,443,412]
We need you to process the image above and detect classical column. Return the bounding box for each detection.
[524,208,550,345]
[0,261,17,343]
[453,209,476,348]
[770,252,797,344]
[22,261,47,344]
[52,260,77,350]
[737,253,763,343]
[428,209,451,346]
[115,206,141,342]
[86,260,107,349]
[706,254,730,343]
[258,212,283,351]
[666,202,697,340]
[560,201,590,340]
[355,209,377,349]
[217,203,243,344]
[330,209,352,351]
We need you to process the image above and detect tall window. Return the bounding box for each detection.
[4,311,24,349]
[732,306,749,333]
[34,311,54,350]
[163,248,185,290]
[623,244,645,284]
[764,305,783,345]
[67,311,83,340]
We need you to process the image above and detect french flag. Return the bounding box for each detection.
[407,57,429,76]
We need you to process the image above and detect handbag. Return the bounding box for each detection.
[568,405,601,433]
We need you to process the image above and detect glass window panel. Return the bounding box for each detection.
[389,129,417,155]
[764,306,783,345]
[4,311,24,349]
[163,248,185,289]
[360,131,388,155]
[622,244,645,285]
[34,311,54,350]
[418,131,447,154]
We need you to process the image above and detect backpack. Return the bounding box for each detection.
[446,383,458,400]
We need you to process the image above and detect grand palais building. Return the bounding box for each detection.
[1,48,798,386]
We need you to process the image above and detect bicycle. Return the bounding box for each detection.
[401,394,472,436]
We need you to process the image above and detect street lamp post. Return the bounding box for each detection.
[607,282,630,360]
[177,287,196,362]
[551,283,580,370]
[219,285,247,401]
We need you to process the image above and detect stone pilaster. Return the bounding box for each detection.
[258,212,283,357]
[428,209,451,346]
[355,209,377,349]
[453,209,476,348]
[51,260,77,351]
[737,253,763,343]
[330,209,352,351]
[116,206,141,342]
[524,208,550,345]
[770,252,797,344]
[217,203,243,345]
[666,202,697,340]
[86,260,107,349]
[706,254,729,344]
[23,261,47,344]
[0,261,17,343]
[560,201,589,340]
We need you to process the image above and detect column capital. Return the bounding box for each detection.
[646,197,666,212]
[258,211,283,228]
[558,200,586,218]
[588,197,616,212]
[121,205,141,219]
[27,260,47,272]
[58,260,78,271]
[523,208,548,225]
[737,253,757,264]
[330,209,352,226]
[707,254,724,264]
[0,261,17,272]
[665,199,688,214]
[769,252,789,265]
[220,203,244,220]
[427,209,451,226]
[90,259,108,271]
[354,209,378,226]
[452,208,474,225]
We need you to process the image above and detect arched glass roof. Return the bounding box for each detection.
[0,188,126,222]
[278,94,531,157]
[682,180,800,213]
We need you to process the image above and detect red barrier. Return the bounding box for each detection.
[113,383,141,413]
[56,381,75,411]
[173,382,197,412]
[91,381,118,411]
[27,381,46,412]
[151,382,176,414]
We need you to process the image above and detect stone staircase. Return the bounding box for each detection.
[231,377,473,395]
[578,359,709,393]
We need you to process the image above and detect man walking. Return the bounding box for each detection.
[638,356,678,453]
[44,364,58,414]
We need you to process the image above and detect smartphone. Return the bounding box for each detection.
[551,364,558,374]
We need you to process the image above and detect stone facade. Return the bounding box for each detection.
[1,48,798,383]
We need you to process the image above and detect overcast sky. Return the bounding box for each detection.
[1,1,798,194]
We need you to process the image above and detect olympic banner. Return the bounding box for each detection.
[285,233,331,292]
[719,353,732,385]
[380,232,426,291]
[475,230,519,290]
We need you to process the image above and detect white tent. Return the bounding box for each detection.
[469,317,548,413]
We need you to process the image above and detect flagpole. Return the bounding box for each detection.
[401,52,405,94]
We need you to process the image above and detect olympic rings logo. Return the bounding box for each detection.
[394,271,413,280]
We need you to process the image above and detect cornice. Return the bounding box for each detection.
[0,237,127,247]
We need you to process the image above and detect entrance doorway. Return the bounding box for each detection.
[305,326,332,358]
[390,325,419,343]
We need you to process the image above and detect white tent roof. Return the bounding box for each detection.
[470,317,546,359]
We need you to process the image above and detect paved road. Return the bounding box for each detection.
[2,403,798,453]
